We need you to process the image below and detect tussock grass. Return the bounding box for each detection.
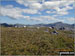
[1,27,74,55]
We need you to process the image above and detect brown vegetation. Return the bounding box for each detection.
[1,27,74,55]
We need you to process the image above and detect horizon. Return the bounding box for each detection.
[0,21,74,25]
[0,0,75,24]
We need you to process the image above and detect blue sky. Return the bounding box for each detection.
[0,0,75,25]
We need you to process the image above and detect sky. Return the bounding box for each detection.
[0,0,75,25]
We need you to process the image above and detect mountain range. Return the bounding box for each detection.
[0,22,75,30]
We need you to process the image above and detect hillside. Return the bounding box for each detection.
[1,22,74,31]
[32,22,74,30]
[1,27,74,55]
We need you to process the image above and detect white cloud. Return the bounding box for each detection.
[29,3,42,10]
[39,16,55,20]
[30,16,64,22]
[60,0,74,1]
[16,0,74,16]
[67,18,75,22]
[16,0,41,7]
[0,0,74,23]
[57,11,69,15]
[25,16,56,22]
[22,9,38,14]
[0,5,39,19]
[0,6,23,19]
[46,11,56,14]
[43,1,59,7]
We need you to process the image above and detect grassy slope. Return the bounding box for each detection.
[1,27,74,55]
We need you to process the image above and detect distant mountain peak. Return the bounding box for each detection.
[0,22,74,31]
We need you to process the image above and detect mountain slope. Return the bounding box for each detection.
[0,22,74,30]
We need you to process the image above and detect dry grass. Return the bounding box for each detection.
[1,27,74,55]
